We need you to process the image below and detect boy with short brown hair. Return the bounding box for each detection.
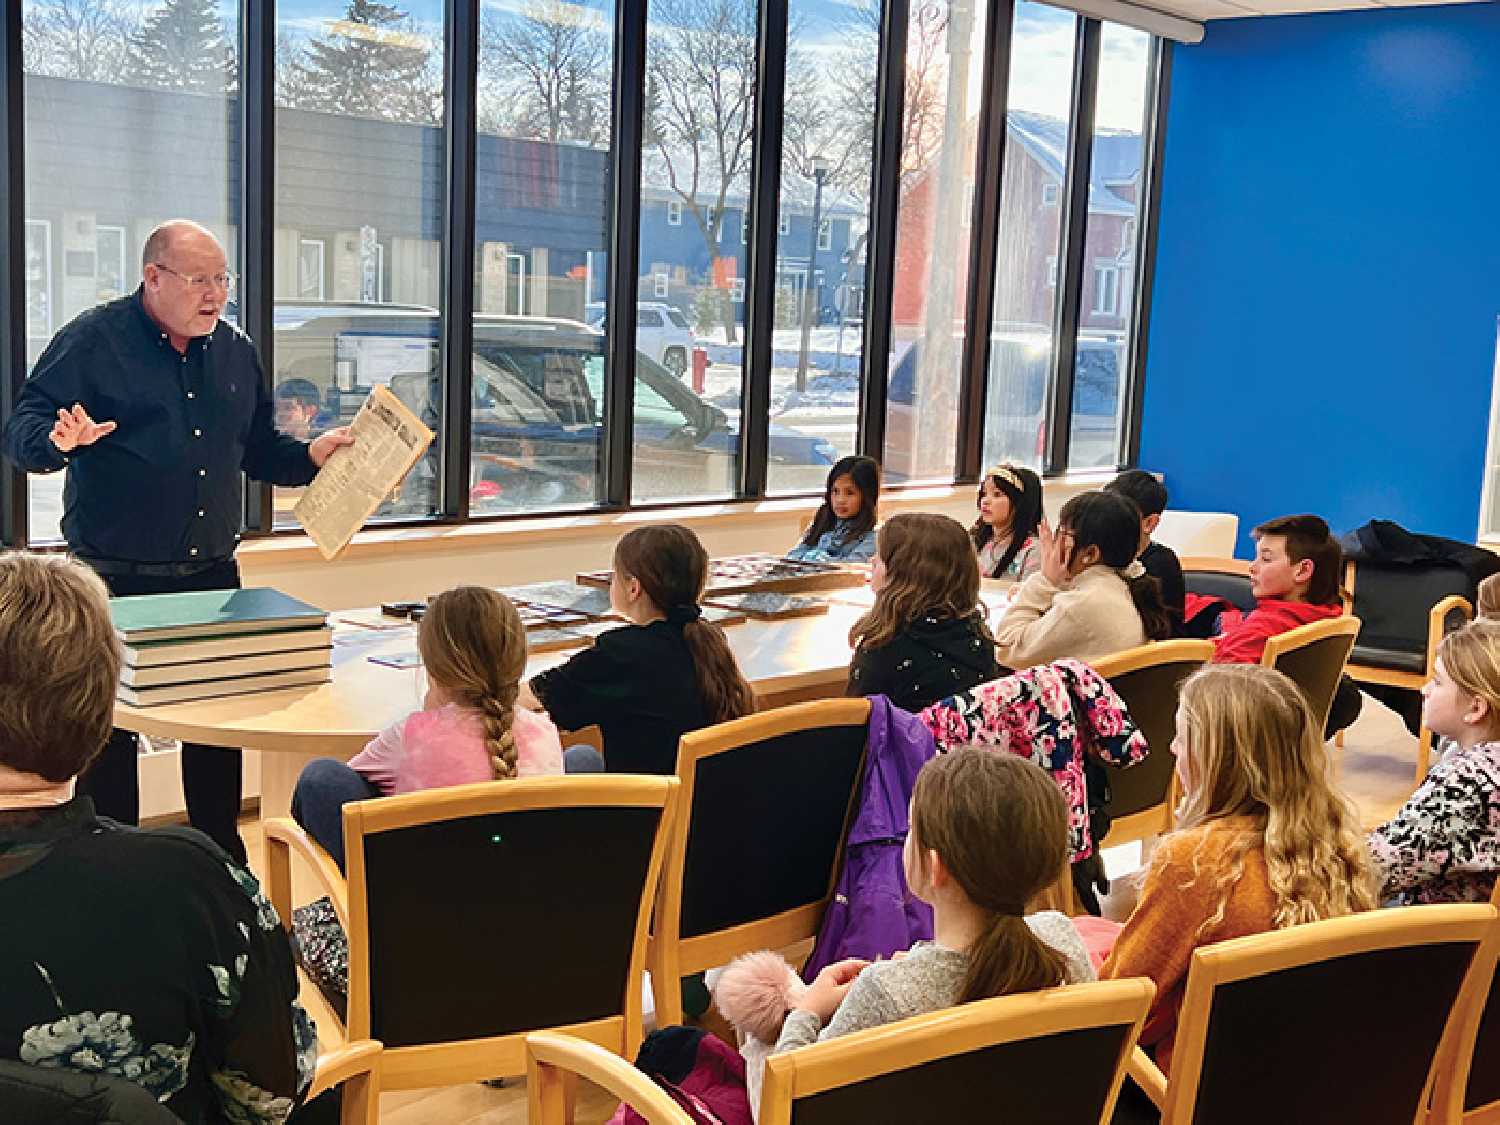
[1184,513,1345,665]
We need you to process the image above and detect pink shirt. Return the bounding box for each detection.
[347,702,563,795]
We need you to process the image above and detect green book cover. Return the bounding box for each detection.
[110,587,327,643]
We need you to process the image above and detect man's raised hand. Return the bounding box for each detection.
[50,404,117,453]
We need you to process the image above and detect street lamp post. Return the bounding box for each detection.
[795,159,829,393]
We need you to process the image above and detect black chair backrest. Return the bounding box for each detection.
[362,803,665,1048]
[1183,569,1255,613]
[0,1060,177,1124]
[1467,970,1500,1110]
[1268,631,1354,731]
[681,724,867,940]
[1351,564,1471,655]
[1101,658,1200,820]
[788,1024,1132,1124]
[1191,940,1476,1124]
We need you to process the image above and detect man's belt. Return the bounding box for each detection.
[79,556,232,578]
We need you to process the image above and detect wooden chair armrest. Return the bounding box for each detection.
[263,817,350,935]
[1127,1046,1168,1110]
[306,1038,382,1103]
[527,1032,692,1124]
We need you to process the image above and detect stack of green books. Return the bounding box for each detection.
[110,588,333,706]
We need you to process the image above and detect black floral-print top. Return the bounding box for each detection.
[0,797,316,1122]
[1368,740,1500,905]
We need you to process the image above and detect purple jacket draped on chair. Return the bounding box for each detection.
[802,695,937,979]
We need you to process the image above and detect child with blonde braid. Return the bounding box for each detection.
[292,586,562,871]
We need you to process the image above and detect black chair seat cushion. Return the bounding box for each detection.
[1348,645,1427,675]
[0,1059,176,1124]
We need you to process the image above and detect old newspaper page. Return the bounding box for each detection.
[294,384,434,560]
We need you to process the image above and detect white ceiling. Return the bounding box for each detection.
[1151,0,1485,20]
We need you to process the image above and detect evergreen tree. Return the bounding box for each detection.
[128,0,236,93]
[288,0,439,124]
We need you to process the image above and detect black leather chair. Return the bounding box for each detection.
[1180,557,1255,613]
[1129,905,1498,1125]
[761,979,1155,1125]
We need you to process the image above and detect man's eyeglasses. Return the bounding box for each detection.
[152,263,236,293]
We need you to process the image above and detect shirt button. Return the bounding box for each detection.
[189,547,199,557]
[187,391,195,399]
[198,468,207,477]
[193,428,202,438]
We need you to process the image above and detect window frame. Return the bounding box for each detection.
[666,198,682,226]
[0,1,1169,548]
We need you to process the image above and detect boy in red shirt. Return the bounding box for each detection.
[1185,514,1344,664]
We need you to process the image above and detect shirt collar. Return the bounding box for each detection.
[130,285,215,352]
[0,795,98,850]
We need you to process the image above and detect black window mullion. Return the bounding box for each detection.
[602,1,647,509]
[240,0,274,535]
[1121,37,1171,470]
[439,0,479,521]
[0,1,25,548]
[739,0,788,501]
[1044,17,1100,476]
[856,0,908,464]
[955,0,1017,482]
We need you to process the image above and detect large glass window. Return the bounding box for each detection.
[1069,23,1151,471]
[882,0,988,484]
[635,0,757,503]
[471,0,614,514]
[272,0,447,525]
[983,0,1076,471]
[21,0,240,543]
[765,0,878,493]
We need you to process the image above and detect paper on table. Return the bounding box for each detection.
[293,384,434,560]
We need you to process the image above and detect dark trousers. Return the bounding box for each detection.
[82,559,248,864]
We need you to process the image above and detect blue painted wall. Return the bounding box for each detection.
[1139,4,1500,555]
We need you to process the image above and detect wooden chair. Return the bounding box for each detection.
[307,1039,383,1125]
[527,1032,694,1125]
[1342,559,1473,779]
[1091,640,1215,848]
[1128,904,1499,1125]
[1259,615,1361,736]
[264,775,679,1093]
[1426,883,1500,1124]
[759,979,1156,1124]
[1180,556,1254,613]
[648,698,872,1026]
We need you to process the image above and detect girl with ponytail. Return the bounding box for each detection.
[524,523,756,775]
[291,586,562,871]
[772,749,1094,1055]
[993,489,1171,670]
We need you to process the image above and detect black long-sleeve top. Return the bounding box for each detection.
[2,289,316,564]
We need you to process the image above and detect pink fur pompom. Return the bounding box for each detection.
[713,951,806,1044]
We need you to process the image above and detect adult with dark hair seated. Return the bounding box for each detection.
[0,551,317,1122]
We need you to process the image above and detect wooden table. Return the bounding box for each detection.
[114,582,1013,818]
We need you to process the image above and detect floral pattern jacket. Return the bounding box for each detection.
[1368,740,1500,905]
[0,797,316,1122]
[919,659,1148,860]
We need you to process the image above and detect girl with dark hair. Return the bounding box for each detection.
[846,513,1001,712]
[523,524,756,774]
[787,455,881,563]
[771,750,1093,1055]
[993,490,1172,669]
[971,463,1044,580]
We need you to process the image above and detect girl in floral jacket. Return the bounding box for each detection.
[1369,620,1500,905]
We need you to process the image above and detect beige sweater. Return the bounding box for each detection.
[993,566,1147,670]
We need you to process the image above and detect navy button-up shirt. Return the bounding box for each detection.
[2,288,317,564]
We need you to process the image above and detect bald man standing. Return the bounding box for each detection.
[2,220,352,862]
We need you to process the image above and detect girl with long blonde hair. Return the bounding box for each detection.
[1100,664,1376,1069]
[292,586,563,871]
[1370,620,1500,904]
[845,512,1002,712]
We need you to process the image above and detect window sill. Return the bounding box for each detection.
[241,474,1112,565]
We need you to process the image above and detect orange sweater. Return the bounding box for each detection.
[1101,819,1277,1071]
